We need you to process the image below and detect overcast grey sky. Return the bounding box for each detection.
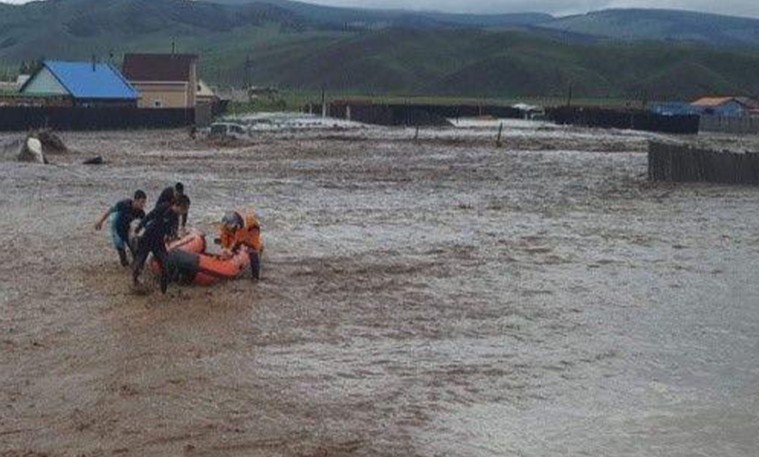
[2,0,758,18]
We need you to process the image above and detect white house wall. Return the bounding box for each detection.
[22,67,69,95]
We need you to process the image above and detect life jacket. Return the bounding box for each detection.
[220,210,263,253]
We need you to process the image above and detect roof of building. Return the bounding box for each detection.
[20,60,138,100]
[122,53,198,82]
[691,97,734,107]
[197,79,215,98]
[734,96,759,109]
[691,96,759,109]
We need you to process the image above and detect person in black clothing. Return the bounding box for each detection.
[175,193,190,230]
[156,182,191,237]
[155,183,177,207]
[132,198,189,293]
[94,190,147,267]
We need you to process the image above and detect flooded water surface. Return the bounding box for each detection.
[1,122,758,456]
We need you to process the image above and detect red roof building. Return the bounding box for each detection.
[691,96,759,116]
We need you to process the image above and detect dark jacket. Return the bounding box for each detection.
[156,187,190,229]
[155,186,175,208]
[137,202,178,243]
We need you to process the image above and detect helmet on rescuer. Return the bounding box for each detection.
[221,211,244,231]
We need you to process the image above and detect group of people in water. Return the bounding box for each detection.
[95,182,262,294]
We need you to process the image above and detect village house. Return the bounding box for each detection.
[122,53,198,109]
[196,79,218,106]
[0,75,30,93]
[18,60,138,107]
[691,96,759,117]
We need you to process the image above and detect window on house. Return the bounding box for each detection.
[154,100,163,108]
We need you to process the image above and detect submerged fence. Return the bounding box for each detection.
[547,106,700,134]
[700,115,759,135]
[648,141,759,185]
[0,106,195,131]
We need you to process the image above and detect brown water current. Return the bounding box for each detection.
[1,123,758,456]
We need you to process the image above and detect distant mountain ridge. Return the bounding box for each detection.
[1,0,759,99]
[208,0,759,46]
[210,0,554,28]
[545,8,759,46]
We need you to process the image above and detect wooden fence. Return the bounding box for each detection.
[648,141,759,185]
[700,115,759,134]
[548,106,700,134]
[0,106,195,131]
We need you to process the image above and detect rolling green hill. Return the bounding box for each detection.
[0,0,308,60]
[210,0,553,29]
[229,28,759,99]
[2,0,759,100]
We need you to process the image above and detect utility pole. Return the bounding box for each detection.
[244,55,252,89]
[321,84,326,118]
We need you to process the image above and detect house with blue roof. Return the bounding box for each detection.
[20,60,139,107]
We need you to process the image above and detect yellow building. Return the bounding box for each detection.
[122,53,198,109]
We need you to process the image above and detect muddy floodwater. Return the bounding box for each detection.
[1,121,758,456]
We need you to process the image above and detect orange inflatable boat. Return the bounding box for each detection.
[151,230,259,286]
[167,229,207,254]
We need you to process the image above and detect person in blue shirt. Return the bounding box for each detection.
[132,198,189,293]
[95,190,147,267]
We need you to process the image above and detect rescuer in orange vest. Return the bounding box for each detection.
[218,210,263,279]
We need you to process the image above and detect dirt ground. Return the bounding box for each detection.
[1,121,759,456]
